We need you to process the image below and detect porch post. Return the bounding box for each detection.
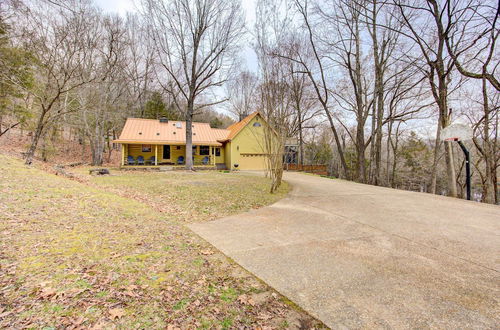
[212,146,215,166]
[121,144,125,166]
[155,145,158,165]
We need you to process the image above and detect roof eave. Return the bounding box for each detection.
[114,139,223,146]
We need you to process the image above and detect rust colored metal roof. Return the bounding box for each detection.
[114,118,230,146]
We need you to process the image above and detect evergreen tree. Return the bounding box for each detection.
[143,92,181,120]
[0,15,34,136]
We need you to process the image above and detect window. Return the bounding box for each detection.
[142,144,151,152]
[176,146,181,150]
[200,145,210,155]
[253,122,262,127]
[215,148,221,157]
[192,145,197,155]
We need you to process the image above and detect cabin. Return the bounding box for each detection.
[113,112,273,170]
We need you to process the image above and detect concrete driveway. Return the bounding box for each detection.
[189,172,500,328]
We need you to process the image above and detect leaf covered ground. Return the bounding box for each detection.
[71,166,289,223]
[0,155,322,329]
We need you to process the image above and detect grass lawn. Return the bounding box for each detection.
[0,155,320,329]
[71,166,289,222]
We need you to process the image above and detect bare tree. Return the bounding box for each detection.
[143,0,244,170]
[76,14,129,165]
[225,70,258,120]
[324,0,373,183]
[11,1,101,165]
[384,63,433,187]
[445,0,499,91]
[445,0,499,203]
[283,0,350,178]
[123,13,156,118]
[462,81,499,204]
[255,0,294,192]
[287,62,321,166]
[360,0,401,185]
[392,0,459,197]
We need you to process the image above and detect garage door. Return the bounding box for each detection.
[238,154,268,170]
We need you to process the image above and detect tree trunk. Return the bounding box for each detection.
[440,105,457,197]
[385,121,392,185]
[107,130,116,163]
[390,122,402,188]
[481,77,495,203]
[298,123,304,166]
[369,106,376,183]
[91,136,105,166]
[24,110,47,165]
[41,133,48,162]
[444,140,457,197]
[374,75,384,186]
[185,100,194,170]
[391,140,398,188]
[356,121,366,183]
[80,129,86,162]
[325,113,349,179]
[430,121,442,194]
[370,0,385,186]
[297,104,304,166]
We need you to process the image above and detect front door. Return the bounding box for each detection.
[163,145,170,160]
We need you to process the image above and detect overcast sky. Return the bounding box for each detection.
[94,0,258,71]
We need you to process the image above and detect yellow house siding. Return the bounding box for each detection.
[229,115,269,170]
[127,143,216,164]
[224,142,231,169]
[213,146,225,164]
[128,144,156,161]
[168,145,184,163]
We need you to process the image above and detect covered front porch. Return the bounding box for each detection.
[120,143,224,167]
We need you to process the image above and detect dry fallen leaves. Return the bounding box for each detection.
[0,156,321,329]
[200,249,214,255]
[166,325,181,330]
[0,310,13,319]
[257,312,273,320]
[108,308,125,320]
[40,287,57,300]
[237,294,256,306]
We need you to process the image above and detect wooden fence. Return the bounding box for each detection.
[284,164,328,176]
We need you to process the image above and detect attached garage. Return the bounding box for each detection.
[237,154,268,170]
[222,113,275,171]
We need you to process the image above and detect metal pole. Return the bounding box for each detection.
[457,141,471,200]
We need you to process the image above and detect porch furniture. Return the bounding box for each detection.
[147,156,156,165]
[201,156,209,165]
[127,156,135,165]
[177,156,184,165]
[137,156,145,165]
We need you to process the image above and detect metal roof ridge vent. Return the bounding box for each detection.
[159,117,168,123]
